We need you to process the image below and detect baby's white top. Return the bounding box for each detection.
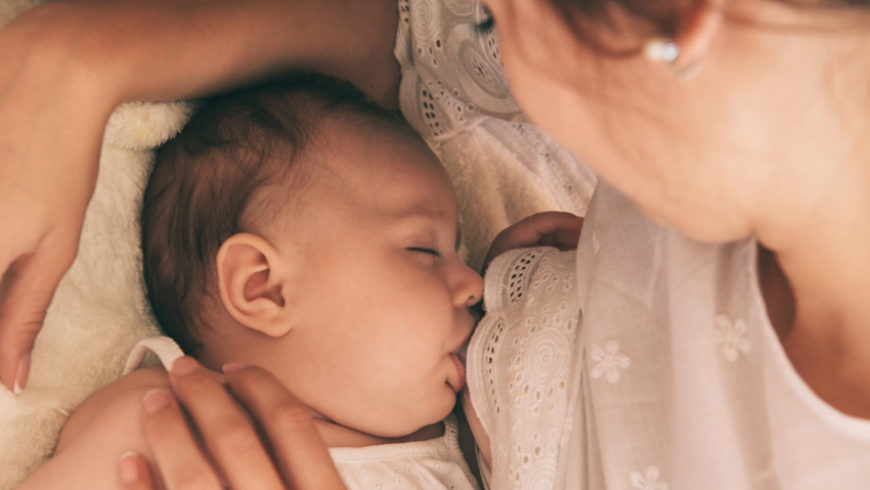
[124,337,479,490]
[329,415,478,490]
[467,182,870,489]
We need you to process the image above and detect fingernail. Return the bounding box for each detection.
[221,361,250,374]
[171,356,199,377]
[13,353,31,396]
[142,389,170,415]
[119,451,141,484]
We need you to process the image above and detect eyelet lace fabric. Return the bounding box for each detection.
[395,0,518,139]
[467,247,581,490]
[394,0,597,271]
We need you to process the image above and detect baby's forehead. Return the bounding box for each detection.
[313,109,417,146]
[310,112,438,168]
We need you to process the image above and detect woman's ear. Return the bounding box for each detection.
[216,233,297,338]
[674,0,726,70]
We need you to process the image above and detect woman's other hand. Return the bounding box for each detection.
[119,357,345,489]
[483,212,584,271]
[0,5,117,394]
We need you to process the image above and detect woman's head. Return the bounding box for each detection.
[483,0,870,244]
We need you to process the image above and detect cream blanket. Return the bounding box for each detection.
[0,2,587,487]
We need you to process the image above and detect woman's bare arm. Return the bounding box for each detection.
[8,0,400,107]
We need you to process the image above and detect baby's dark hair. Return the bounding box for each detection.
[141,73,406,355]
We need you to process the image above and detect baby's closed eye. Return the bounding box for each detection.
[407,247,442,257]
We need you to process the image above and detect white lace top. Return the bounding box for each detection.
[467,181,870,489]
[466,246,581,490]
[124,337,479,490]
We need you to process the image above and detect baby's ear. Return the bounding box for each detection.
[216,233,297,337]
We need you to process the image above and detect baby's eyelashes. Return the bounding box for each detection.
[408,247,442,257]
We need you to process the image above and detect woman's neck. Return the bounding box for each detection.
[747,19,870,417]
[757,157,870,417]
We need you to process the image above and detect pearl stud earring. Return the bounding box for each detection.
[642,37,702,79]
[642,37,680,64]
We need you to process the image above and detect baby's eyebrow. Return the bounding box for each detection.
[402,205,447,220]
[397,205,460,249]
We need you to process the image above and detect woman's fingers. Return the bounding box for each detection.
[118,451,156,489]
[139,356,343,489]
[0,235,78,393]
[166,357,286,490]
[484,212,584,268]
[506,211,584,248]
[540,217,584,250]
[223,363,346,490]
[139,387,226,489]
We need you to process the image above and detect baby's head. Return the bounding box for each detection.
[142,74,483,440]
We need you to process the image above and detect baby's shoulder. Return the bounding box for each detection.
[56,367,169,454]
[18,368,170,490]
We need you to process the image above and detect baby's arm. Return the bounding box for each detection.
[16,367,170,490]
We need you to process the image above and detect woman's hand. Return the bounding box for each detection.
[117,357,345,489]
[0,6,117,393]
[483,211,584,271]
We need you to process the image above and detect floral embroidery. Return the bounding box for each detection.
[589,340,630,383]
[630,465,669,490]
[714,314,751,362]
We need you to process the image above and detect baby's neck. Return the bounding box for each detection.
[312,415,444,448]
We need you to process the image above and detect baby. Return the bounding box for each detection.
[18,74,582,490]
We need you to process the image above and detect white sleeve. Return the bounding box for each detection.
[466,246,583,490]
[122,336,185,374]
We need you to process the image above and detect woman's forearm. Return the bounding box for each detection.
[8,0,400,109]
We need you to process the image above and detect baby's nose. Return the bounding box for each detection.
[461,265,484,308]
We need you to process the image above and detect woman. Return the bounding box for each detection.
[2,0,869,488]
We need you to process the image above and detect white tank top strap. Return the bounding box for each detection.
[123,336,185,375]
